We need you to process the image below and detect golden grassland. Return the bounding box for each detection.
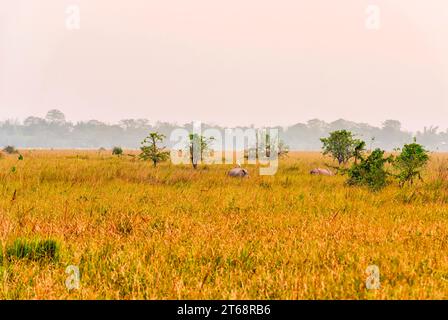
[0,150,448,300]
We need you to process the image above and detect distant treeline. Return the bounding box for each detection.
[1,109,447,151]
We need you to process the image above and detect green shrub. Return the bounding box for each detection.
[6,238,60,262]
[346,149,393,191]
[112,147,123,156]
[393,141,429,186]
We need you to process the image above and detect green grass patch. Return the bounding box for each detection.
[5,238,60,263]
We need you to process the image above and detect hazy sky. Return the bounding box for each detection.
[1,0,448,131]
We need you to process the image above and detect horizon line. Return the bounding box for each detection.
[0,113,445,134]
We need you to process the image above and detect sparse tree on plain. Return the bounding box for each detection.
[139,132,170,167]
[277,140,290,158]
[320,130,364,166]
[112,146,123,156]
[188,134,213,169]
[393,139,429,186]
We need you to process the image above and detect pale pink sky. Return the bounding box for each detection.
[1,0,448,131]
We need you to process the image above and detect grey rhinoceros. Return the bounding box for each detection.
[310,168,334,176]
[228,168,249,178]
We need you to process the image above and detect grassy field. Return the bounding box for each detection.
[0,150,448,299]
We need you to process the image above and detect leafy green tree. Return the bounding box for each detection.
[353,140,366,164]
[112,146,123,156]
[320,130,365,166]
[347,148,393,191]
[139,132,169,167]
[188,134,213,169]
[393,140,429,186]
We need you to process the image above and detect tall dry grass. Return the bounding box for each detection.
[0,150,447,299]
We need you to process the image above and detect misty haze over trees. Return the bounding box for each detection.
[1,110,447,151]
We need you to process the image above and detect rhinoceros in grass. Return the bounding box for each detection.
[228,168,249,178]
[310,168,334,176]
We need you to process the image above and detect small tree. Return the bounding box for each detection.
[260,133,288,158]
[139,132,169,167]
[188,134,213,169]
[277,140,290,158]
[347,148,393,191]
[353,140,366,164]
[393,140,429,186]
[320,130,364,166]
[263,133,271,158]
[112,147,123,156]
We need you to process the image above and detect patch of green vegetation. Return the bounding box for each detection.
[5,238,60,263]
[112,147,123,156]
[346,149,393,191]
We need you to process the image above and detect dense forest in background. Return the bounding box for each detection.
[1,109,447,151]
